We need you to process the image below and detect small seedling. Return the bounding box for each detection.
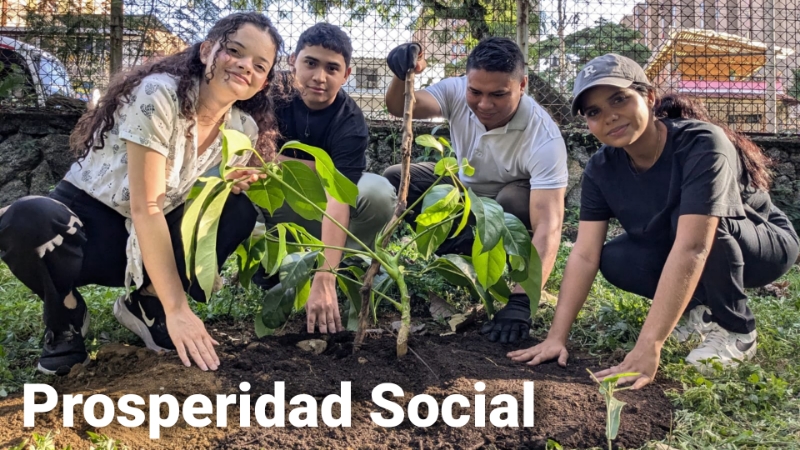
[587,369,639,450]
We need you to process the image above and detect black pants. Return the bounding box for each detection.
[599,206,799,334]
[384,162,532,254]
[0,181,256,334]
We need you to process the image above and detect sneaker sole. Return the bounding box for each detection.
[37,354,91,376]
[113,297,171,353]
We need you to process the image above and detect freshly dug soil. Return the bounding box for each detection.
[0,320,673,450]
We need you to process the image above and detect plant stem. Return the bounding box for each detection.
[354,70,416,351]
[395,275,411,358]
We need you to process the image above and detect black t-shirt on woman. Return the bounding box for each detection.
[275,89,369,184]
[579,118,772,242]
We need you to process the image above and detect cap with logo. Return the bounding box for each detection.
[571,53,651,116]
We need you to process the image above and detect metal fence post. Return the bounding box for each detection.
[765,0,777,133]
[110,0,123,76]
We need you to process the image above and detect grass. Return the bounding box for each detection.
[1,234,799,449]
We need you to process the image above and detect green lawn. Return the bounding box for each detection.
[1,239,799,449]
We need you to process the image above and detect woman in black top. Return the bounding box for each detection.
[508,54,799,388]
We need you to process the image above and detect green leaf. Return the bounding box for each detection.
[416,185,461,226]
[452,184,471,237]
[434,156,459,176]
[502,213,532,261]
[254,314,274,338]
[460,157,475,176]
[280,160,327,221]
[220,126,255,179]
[472,233,506,288]
[438,136,453,153]
[423,254,487,303]
[278,251,319,291]
[415,220,453,259]
[236,235,268,289]
[181,177,224,280]
[248,177,285,215]
[468,190,505,251]
[262,224,287,277]
[195,183,232,299]
[281,141,358,207]
[601,372,641,385]
[337,267,365,331]
[516,244,542,315]
[283,223,325,247]
[489,278,512,305]
[415,134,444,152]
[260,284,295,329]
[294,277,312,310]
[607,396,627,440]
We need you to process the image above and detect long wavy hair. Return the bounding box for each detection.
[652,92,772,191]
[70,12,284,160]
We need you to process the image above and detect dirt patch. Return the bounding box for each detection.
[0,320,673,450]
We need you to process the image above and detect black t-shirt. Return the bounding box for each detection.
[275,89,368,184]
[580,118,772,242]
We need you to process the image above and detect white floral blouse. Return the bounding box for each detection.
[64,72,258,290]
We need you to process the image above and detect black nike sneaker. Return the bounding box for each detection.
[113,290,175,351]
[37,309,90,376]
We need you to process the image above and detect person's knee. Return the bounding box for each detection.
[0,196,77,244]
[382,164,402,190]
[496,183,531,228]
[598,240,628,289]
[221,193,257,236]
[357,174,397,223]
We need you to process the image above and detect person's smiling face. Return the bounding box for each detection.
[290,45,351,110]
[465,69,526,130]
[201,23,277,102]
[580,85,656,148]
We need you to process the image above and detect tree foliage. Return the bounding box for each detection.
[533,19,651,66]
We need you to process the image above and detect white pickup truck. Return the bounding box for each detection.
[0,35,80,108]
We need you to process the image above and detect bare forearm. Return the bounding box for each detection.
[319,198,351,272]
[532,221,562,285]
[385,76,407,117]
[132,212,187,313]
[639,248,708,346]
[547,252,600,342]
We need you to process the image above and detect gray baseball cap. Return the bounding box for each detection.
[571,53,650,116]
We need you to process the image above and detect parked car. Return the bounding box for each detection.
[0,35,79,107]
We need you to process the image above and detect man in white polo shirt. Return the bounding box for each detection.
[383,37,568,345]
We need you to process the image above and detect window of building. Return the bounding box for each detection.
[356,67,379,89]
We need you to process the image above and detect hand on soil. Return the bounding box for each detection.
[166,307,220,371]
[305,276,343,334]
[594,342,659,389]
[226,169,266,195]
[507,338,569,366]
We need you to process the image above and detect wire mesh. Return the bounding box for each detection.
[0,0,797,133]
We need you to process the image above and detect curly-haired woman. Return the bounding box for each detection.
[0,12,283,375]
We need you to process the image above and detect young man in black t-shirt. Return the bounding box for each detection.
[254,23,397,334]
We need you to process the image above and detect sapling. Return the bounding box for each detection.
[183,122,542,357]
[587,369,639,450]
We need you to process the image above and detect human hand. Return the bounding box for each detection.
[480,293,531,344]
[387,43,426,80]
[165,305,220,371]
[226,169,266,194]
[507,337,569,366]
[593,341,661,389]
[305,273,343,334]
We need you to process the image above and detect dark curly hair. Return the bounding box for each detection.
[70,12,284,160]
[653,92,772,191]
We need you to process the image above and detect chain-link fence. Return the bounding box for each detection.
[1,0,798,133]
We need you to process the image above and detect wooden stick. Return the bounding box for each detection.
[354,70,416,351]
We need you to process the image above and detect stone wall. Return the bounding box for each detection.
[0,111,78,206]
[2,112,799,230]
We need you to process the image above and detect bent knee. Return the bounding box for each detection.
[382,165,402,189]
[357,174,398,219]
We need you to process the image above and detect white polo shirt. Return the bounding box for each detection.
[425,76,568,198]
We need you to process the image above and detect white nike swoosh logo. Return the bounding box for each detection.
[138,302,155,327]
